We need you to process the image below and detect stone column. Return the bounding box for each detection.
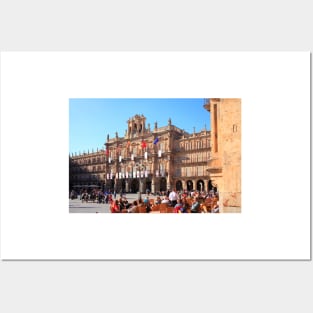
[166,174,171,191]
[125,180,129,193]
[192,179,197,191]
[151,177,156,194]
[154,178,159,194]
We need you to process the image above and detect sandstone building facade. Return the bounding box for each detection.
[69,98,241,212]
[203,98,241,212]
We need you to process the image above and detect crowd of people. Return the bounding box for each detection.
[69,188,219,213]
[110,197,152,213]
[70,188,113,204]
[109,188,219,213]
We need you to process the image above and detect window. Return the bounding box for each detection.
[198,166,203,176]
[186,167,191,177]
[175,168,181,177]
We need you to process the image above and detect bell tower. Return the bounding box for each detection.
[127,114,146,138]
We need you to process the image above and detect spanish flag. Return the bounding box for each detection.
[141,140,147,149]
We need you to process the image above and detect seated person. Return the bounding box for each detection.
[142,197,151,213]
[161,196,170,204]
[118,197,126,211]
[110,200,120,213]
[190,197,200,213]
[212,202,219,213]
[155,196,161,204]
[124,200,131,209]
[201,204,208,213]
[127,200,138,213]
[180,198,189,213]
[174,199,183,213]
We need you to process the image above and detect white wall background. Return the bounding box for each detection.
[0,1,312,313]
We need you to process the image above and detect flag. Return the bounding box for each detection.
[141,140,147,149]
[105,149,109,156]
[153,137,159,145]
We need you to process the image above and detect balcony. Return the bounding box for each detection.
[206,158,222,173]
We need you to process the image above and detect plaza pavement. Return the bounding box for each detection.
[69,193,154,213]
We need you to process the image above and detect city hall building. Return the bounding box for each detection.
[69,98,241,212]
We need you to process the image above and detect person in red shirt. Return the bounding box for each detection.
[110,200,120,213]
[174,199,183,213]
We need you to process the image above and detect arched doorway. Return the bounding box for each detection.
[208,180,218,193]
[197,180,205,192]
[186,180,193,191]
[121,179,126,192]
[131,179,139,193]
[108,178,115,192]
[160,177,167,192]
[145,179,152,193]
[176,180,183,191]
[208,180,213,191]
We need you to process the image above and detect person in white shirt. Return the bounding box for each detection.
[168,189,178,207]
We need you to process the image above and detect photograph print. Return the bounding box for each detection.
[69,98,241,214]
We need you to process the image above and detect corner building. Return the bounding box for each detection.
[203,98,241,213]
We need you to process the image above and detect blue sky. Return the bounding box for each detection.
[69,98,211,154]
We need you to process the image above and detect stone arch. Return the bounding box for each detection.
[175,180,183,191]
[121,179,126,191]
[208,179,213,191]
[145,178,152,192]
[160,177,167,192]
[186,180,193,191]
[197,179,205,192]
[131,179,139,193]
